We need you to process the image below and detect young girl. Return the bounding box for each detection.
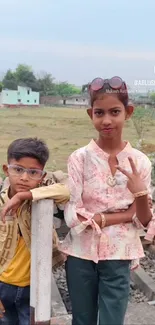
[60,77,155,325]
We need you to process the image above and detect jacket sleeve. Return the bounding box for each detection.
[30,183,70,205]
[64,153,101,235]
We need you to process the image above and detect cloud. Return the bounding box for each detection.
[0,38,155,61]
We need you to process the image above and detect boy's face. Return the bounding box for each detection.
[3,157,46,196]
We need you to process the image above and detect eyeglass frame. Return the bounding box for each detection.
[7,164,46,180]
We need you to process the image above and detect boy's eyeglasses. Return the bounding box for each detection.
[89,76,127,92]
[8,165,45,180]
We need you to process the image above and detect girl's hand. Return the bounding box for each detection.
[116,157,147,194]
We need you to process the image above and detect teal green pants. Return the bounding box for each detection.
[65,256,131,325]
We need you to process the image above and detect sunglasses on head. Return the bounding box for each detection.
[89,76,127,92]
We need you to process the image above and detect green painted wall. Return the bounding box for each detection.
[1,86,39,105]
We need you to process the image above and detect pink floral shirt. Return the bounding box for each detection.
[60,140,155,268]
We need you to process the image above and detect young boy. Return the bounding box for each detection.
[0,137,69,325]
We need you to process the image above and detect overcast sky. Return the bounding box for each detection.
[0,0,155,89]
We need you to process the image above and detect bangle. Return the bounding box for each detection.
[100,213,106,228]
[134,190,148,198]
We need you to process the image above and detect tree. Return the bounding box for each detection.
[15,64,38,91]
[37,72,56,96]
[56,82,81,97]
[2,64,82,97]
[2,70,17,90]
[132,106,155,149]
[82,83,89,93]
[0,82,3,92]
[2,65,38,91]
[150,92,155,103]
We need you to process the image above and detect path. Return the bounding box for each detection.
[51,302,155,324]
[125,302,155,325]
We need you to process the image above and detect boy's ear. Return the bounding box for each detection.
[125,104,134,120]
[87,108,93,119]
[3,164,8,177]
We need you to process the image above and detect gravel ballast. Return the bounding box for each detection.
[140,250,155,281]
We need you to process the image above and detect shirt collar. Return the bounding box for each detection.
[87,139,132,161]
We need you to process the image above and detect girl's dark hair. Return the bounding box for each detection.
[89,82,129,108]
[7,137,49,166]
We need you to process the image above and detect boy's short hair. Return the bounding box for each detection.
[7,137,49,167]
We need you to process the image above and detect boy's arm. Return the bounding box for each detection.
[0,183,70,223]
[30,183,69,204]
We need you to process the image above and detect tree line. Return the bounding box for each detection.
[1,65,155,101]
[0,64,81,97]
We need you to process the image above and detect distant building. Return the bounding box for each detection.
[40,93,89,107]
[40,95,62,106]
[0,86,39,107]
[63,94,88,106]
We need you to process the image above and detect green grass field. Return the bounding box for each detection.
[0,106,155,176]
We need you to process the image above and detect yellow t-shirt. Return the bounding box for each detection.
[0,235,30,287]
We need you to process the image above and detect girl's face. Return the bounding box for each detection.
[87,94,134,140]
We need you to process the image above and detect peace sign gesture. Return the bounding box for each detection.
[116,157,147,195]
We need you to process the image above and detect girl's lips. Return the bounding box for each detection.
[102,128,113,132]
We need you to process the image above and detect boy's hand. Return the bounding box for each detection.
[1,191,32,223]
[0,300,5,318]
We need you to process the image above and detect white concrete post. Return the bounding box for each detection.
[30,199,53,325]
